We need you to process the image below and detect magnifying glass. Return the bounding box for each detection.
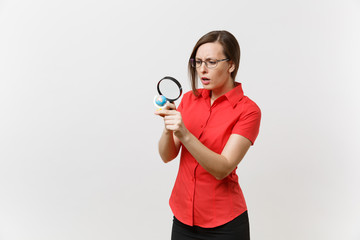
[154,76,182,109]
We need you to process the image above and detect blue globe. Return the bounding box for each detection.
[155,95,167,107]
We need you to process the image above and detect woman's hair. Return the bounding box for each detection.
[188,30,241,96]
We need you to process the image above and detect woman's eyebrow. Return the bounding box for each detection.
[195,57,216,60]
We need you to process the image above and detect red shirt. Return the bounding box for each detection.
[169,82,261,228]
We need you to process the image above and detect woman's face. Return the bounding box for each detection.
[195,42,235,95]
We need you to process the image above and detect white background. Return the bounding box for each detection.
[1,0,359,239]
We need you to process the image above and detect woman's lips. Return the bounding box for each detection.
[201,77,210,85]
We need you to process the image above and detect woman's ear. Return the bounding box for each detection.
[228,62,235,73]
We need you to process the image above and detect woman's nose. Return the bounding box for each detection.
[199,62,208,73]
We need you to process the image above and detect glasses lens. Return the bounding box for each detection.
[190,59,196,68]
[195,59,202,68]
[206,59,217,69]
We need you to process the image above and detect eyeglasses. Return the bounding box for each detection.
[190,58,229,69]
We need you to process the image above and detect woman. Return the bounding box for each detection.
[155,30,261,240]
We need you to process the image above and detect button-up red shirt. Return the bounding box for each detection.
[169,83,261,228]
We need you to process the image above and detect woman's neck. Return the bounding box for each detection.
[210,80,235,101]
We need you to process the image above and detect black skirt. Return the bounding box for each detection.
[171,211,250,240]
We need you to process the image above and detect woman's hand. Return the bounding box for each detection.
[154,102,189,140]
[154,102,184,162]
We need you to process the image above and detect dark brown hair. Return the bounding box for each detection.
[188,30,241,96]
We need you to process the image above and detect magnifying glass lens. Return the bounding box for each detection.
[159,80,181,99]
[157,76,182,102]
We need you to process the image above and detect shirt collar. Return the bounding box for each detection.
[199,82,244,108]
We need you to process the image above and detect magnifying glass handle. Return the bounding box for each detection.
[167,101,178,111]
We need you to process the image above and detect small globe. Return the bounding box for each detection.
[155,95,167,107]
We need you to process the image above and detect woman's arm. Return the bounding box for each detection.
[180,132,251,180]
[155,103,181,163]
[158,107,251,180]
[157,128,181,163]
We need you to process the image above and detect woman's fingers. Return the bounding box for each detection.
[164,119,180,126]
[154,103,185,133]
[165,102,176,110]
[164,113,183,131]
[155,109,179,118]
[154,102,177,117]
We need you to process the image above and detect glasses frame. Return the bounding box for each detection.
[190,58,230,69]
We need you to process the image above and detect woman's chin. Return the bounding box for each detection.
[201,83,212,89]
